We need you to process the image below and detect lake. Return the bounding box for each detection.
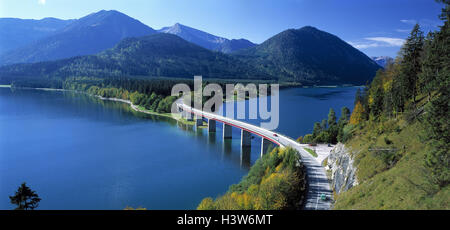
[0,86,358,210]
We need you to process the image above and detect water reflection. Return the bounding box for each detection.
[240,146,251,169]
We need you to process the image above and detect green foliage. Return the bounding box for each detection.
[335,119,449,210]
[312,122,322,138]
[304,148,318,157]
[197,147,307,210]
[397,24,424,106]
[303,106,352,144]
[423,89,450,187]
[327,108,336,127]
[302,134,314,144]
[9,183,41,210]
[346,2,449,190]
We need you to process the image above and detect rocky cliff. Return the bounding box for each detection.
[325,143,358,195]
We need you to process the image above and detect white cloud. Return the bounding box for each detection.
[38,0,46,5]
[400,19,417,25]
[365,37,405,46]
[347,37,405,50]
[396,29,410,33]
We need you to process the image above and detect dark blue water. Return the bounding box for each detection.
[0,86,358,210]
[219,87,359,138]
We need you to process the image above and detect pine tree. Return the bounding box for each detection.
[339,107,351,123]
[423,0,450,187]
[419,32,439,102]
[327,108,336,127]
[397,23,424,107]
[9,183,41,210]
[354,88,362,105]
[312,122,322,138]
[321,119,327,130]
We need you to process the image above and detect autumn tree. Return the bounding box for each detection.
[350,101,365,125]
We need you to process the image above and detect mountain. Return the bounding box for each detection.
[234,26,381,85]
[0,33,269,80]
[0,24,381,85]
[0,10,156,65]
[0,17,74,55]
[158,23,256,53]
[371,56,394,68]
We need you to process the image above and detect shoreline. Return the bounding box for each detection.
[13,86,202,127]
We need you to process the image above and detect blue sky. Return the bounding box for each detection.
[0,0,444,57]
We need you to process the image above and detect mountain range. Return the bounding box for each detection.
[0,10,156,65]
[0,17,74,55]
[158,23,256,53]
[371,56,394,68]
[0,10,381,85]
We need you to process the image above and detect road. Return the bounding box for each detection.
[177,102,333,210]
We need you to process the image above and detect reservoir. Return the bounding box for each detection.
[0,86,358,209]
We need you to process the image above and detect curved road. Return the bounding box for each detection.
[177,102,333,210]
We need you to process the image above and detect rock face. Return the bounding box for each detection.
[326,143,358,194]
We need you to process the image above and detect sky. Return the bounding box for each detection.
[0,0,445,57]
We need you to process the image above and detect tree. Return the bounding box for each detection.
[368,73,384,117]
[339,107,351,123]
[321,119,327,130]
[349,101,365,125]
[422,1,450,187]
[327,108,336,127]
[302,134,314,144]
[312,122,322,138]
[337,107,351,143]
[397,23,424,106]
[354,88,362,105]
[9,183,41,210]
[424,90,450,187]
[419,32,439,102]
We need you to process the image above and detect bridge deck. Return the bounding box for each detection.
[177,102,333,210]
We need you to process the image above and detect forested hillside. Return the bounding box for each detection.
[300,1,449,209]
[0,26,380,85]
[234,26,381,85]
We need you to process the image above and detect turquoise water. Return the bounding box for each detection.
[0,86,358,210]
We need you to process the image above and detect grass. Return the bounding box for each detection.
[334,117,449,209]
[304,147,318,157]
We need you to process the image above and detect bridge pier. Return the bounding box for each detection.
[241,130,252,147]
[261,138,273,157]
[195,115,203,127]
[208,119,216,132]
[186,111,193,121]
[223,123,232,139]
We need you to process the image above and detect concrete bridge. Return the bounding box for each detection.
[177,102,333,210]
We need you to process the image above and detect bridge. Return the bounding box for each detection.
[177,102,333,210]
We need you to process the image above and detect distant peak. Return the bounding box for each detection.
[298,26,319,31]
[88,9,126,18]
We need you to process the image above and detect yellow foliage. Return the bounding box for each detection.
[383,79,393,92]
[350,101,365,125]
[275,164,283,172]
[124,206,147,210]
[368,95,374,106]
